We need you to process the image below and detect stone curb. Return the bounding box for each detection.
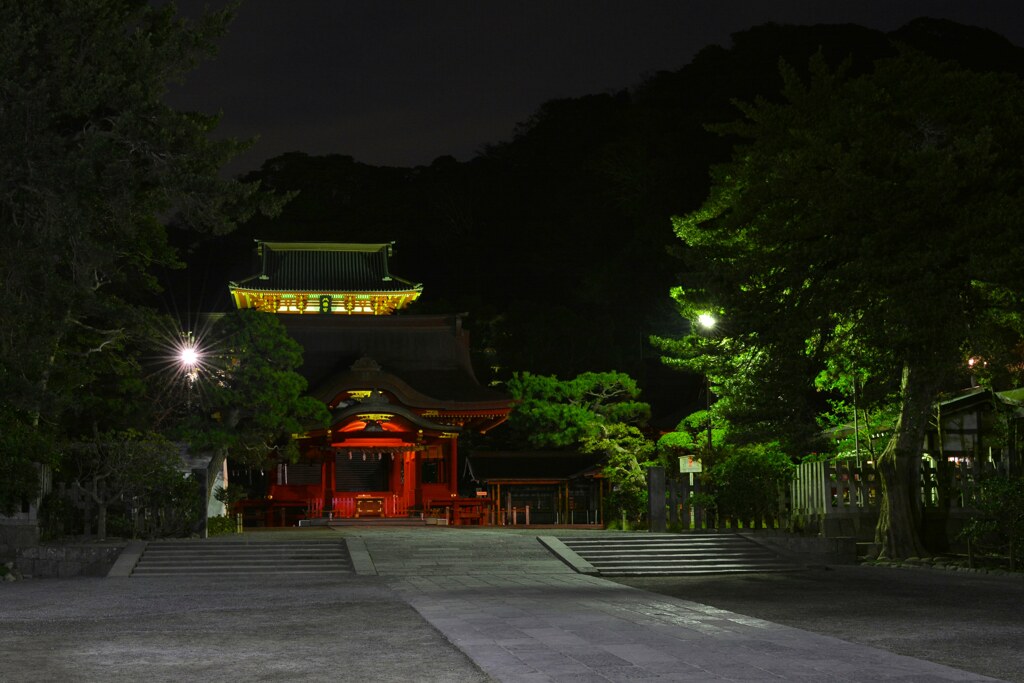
[345,536,378,575]
[536,535,599,574]
[106,540,147,577]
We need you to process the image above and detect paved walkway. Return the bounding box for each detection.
[343,527,1002,682]
[1,527,1009,682]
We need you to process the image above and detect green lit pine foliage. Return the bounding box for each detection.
[708,442,794,526]
[661,49,1024,559]
[505,371,650,448]
[506,371,657,524]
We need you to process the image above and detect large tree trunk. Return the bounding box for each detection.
[84,476,115,541]
[874,363,936,560]
[96,503,108,541]
[206,447,228,499]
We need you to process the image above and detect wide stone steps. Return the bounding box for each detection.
[299,516,433,527]
[558,533,799,576]
[131,539,353,577]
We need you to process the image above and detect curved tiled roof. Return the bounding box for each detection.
[230,241,421,293]
[279,314,511,407]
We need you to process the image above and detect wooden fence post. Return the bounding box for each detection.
[668,480,680,527]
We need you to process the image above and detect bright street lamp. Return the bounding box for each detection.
[697,313,716,330]
[177,333,202,410]
[179,345,199,369]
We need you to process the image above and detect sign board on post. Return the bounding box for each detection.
[679,456,702,474]
[679,456,703,529]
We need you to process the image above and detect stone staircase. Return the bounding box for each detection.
[556,533,800,576]
[299,516,434,528]
[130,538,353,577]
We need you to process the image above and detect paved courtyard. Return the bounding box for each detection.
[2,527,1021,682]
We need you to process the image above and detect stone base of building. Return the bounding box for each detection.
[0,521,39,562]
[15,542,126,578]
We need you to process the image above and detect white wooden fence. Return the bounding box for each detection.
[790,458,1002,516]
[652,454,1012,538]
[790,461,880,517]
[787,457,1006,538]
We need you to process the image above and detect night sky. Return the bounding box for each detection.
[169,1,1024,176]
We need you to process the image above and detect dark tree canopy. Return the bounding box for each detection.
[664,48,1024,559]
[202,19,1024,427]
[0,0,277,507]
[176,309,329,466]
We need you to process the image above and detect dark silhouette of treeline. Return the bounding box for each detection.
[170,18,1024,419]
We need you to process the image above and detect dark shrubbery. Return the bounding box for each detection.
[960,476,1024,571]
[706,443,794,526]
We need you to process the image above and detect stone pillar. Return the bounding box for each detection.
[323,454,336,516]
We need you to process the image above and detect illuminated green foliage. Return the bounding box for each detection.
[588,422,658,524]
[505,371,650,448]
[709,442,794,523]
[506,371,657,523]
[664,49,1024,558]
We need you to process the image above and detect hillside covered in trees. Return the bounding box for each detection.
[168,18,1024,421]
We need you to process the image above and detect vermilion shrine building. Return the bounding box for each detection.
[228,241,513,526]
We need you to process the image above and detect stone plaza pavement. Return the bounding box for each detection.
[0,526,1011,682]
[347,527,1004,682]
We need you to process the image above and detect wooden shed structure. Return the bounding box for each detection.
[464,451,606,526]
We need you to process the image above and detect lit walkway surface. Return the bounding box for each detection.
[349,528,1002,682]
[1,528,1010,682]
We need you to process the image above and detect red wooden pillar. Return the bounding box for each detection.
[449,438,458,496]
[322,452,336,516]
[387,452,401,516]
[404,452,417,509]
[388,452,399,491]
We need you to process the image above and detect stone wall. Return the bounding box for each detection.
[742,531,859,565]
[15,542,126,578]
[0,522,39,562]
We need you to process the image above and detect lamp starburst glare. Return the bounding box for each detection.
[179,344,200,369]
[697,313,717,330]
[162,327,213,388]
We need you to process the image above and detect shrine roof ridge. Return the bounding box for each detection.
[229,239,422,296]
[257,241,396,253]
